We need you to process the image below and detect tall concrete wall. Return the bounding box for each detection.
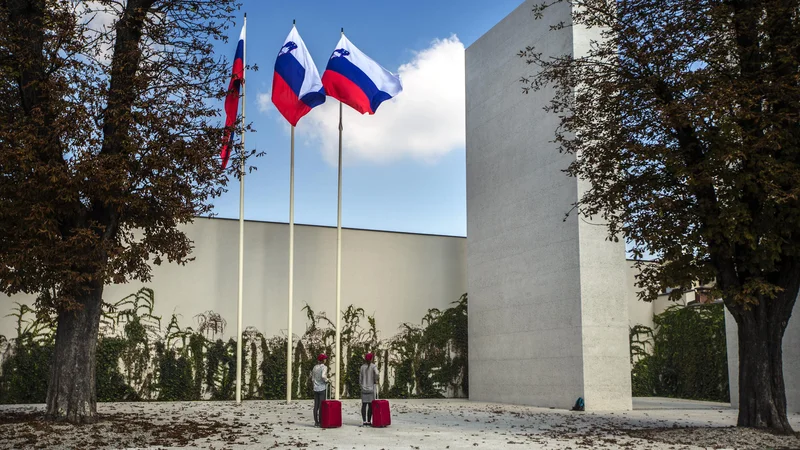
[725,301,800,413]
[1,217,467,341]
[466,0,631,411]
[627,263,656,329]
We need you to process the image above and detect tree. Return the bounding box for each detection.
[521,0,799,434]
[0,0,243,423]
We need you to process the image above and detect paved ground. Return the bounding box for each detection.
[1,398,799,449]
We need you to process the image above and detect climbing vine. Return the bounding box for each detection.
[0,304,55,404]
[388,294,468,398]
[630,304,729,402]
[0,289,469,403]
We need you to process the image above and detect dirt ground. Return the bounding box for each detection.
[1,399,799,449]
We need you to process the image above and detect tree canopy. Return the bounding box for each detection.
[1,0,241,309]
[521,0,799,433]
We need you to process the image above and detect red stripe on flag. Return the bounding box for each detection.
[231,57,244,83]
[272,72,312,127]
[219,73,241,169]
[322,70,372,115]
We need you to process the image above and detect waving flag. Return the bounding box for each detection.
[272,26,326,126]
[220,22,246,169]
[322,34,402,115]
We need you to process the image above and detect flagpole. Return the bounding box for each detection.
[334,65,344,400]
[235,12,247,406]
[286,124,295,403]
[334,101,343,400]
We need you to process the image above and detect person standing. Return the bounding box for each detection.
[311,354,329,427]
[359,352,379,426]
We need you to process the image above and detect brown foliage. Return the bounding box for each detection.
[521,0,799,433]
[0,0,243,309]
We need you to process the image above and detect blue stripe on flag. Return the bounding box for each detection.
[370,91,393,113]
[326,57,393,113]
[235,39,244,63]
[275,53,306,97]
[301,90,326,108]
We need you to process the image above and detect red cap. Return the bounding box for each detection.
[365,352,374,361]
[317,354,327,361]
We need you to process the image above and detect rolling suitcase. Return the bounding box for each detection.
[371,384,391,428]
[321,386,342,428]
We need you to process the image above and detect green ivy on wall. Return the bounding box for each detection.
[630,303,730,402]
[97,337,139,402]
[388,294,468,398]
[0,289,469,403]
[0,304,54,404]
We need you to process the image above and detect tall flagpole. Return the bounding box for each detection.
[286,123,295,403]
[334,27,344,398]
[334,102,343,400]
[235,13,247,406]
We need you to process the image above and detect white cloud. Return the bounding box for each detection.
[298,35,465,166]
[77,1,168,66]
[79,1,119,32]
[77,1,122,64]
[256,92,273,114]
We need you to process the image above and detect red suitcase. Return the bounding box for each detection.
[321,388,342,428]
[371,385,391,428]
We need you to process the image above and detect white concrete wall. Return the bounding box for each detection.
[578,205,632,409]
[0,217,467,342]
[466,0,631,411]
[627,262,655,330]
[726,301,800,414]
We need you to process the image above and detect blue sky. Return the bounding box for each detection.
[211,0,526,237]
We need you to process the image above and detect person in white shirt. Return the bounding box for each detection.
[310,354,329,427]
[359,352,379,426]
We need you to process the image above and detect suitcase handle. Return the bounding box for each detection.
[375,383,379,400]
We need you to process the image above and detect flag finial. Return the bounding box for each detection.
[244,12,247,18]
[341,27,344,35]
[293,19,296,25]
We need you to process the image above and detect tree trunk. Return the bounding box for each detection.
[735,302,794,434]
[45,284,104,423]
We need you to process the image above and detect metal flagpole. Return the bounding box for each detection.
[286,124,295,403]
[334,25,344,397]
[235,12,247,406]
[334,99,343,400]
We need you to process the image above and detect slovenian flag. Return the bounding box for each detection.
[322,34,402,115]
[272,26,326,126]
[220,21,246,169]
